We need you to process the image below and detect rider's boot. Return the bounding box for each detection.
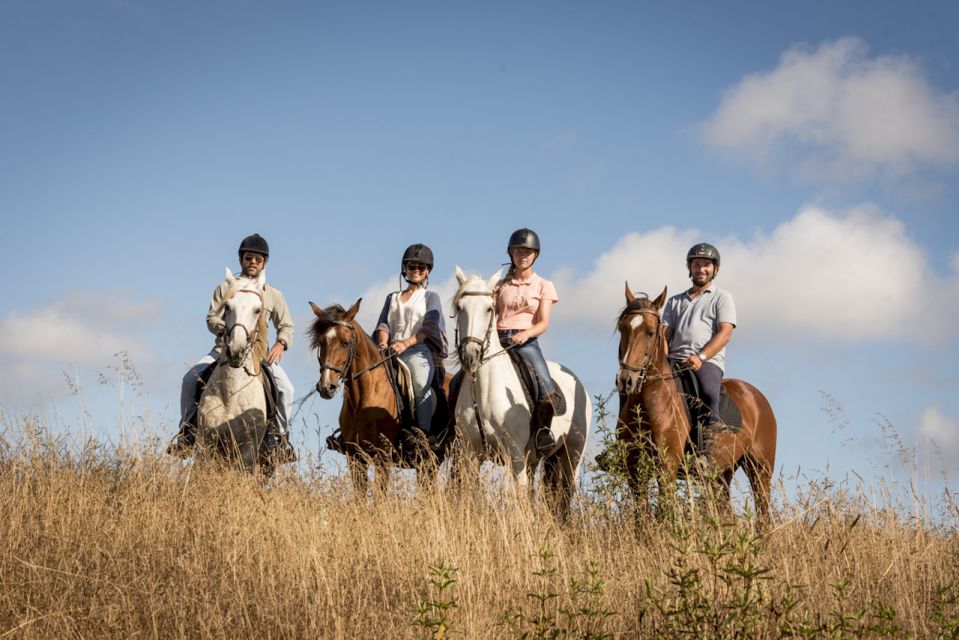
[263,421,297,464]
[167,411,198,458]
[428,371,463,456]
[532,394,557,454]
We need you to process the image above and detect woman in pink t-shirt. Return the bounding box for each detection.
[495,228,560,453]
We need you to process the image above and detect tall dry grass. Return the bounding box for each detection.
[1,410,957,639]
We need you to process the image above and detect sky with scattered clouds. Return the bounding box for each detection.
[2,1,957,501]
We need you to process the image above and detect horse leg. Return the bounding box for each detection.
[372,456,392,496]
[742,453,773,530]
[346,452,370,498]
[542,445,576,523]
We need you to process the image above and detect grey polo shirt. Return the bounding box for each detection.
[662,285,737,372]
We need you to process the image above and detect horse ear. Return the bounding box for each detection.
[487,269,503,290]
[225,268,235,284]
[345,298,362,321]
[652,286,668,310]
[455,266,466,284]
[254,269,266,288]
[309,301,326,318]
[625,281,636,304]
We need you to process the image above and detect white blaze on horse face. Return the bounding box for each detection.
[319,328,343,389]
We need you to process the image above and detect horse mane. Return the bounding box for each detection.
[308,304,348,350]
[252,304,269,370]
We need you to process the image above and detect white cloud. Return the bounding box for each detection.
[700,37,959,180]
[0,290,166,407]
[0,307,154,363]
[918,406,959,466]
[557,205,957,342]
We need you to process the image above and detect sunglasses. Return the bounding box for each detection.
[405,262,429,272]
[242,253,266,264]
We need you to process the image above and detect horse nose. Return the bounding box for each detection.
[617,370,635,395]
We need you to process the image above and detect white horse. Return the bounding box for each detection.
[197,268,273,473]
[451,267,591,518]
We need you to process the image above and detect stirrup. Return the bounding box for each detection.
[166,426,196,458]
[263,431,297,464]
[533,427,556,454]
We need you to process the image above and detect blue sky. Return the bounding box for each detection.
[3,1,958,500]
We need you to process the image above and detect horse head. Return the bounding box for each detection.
[616,283,668,395]
[309,298,361,399]
[453,266,502,372]
[222,268,266,368]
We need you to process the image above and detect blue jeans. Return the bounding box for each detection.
[498,330,554,396]
[398,343,435,431]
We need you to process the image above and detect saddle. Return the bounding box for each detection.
[186,360,280,429]
[505,349,567,416]
[669,360,742,452]
[381,351,450,454]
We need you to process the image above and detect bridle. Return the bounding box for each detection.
[225,288,264,368]
[316,319,396,386]
[618,307,662,394]
[317,320,358,383]
[454,290,503,365]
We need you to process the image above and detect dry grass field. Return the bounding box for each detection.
[1,409,957,639]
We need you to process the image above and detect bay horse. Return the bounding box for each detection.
[196,268,275,475]
[615,284,777,523]
[452,268,591,519]
[309,299,448,493]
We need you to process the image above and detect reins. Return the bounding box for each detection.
[316,319,397,384]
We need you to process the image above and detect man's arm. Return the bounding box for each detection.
[269,290,295,364]
[206,282,228,336]
[687,322,734,370]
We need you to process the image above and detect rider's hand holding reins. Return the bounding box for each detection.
[268,342,285,364]
[685,353,704,372]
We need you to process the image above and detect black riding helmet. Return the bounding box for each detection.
[238,233,270,259]
[686,242,720,268]
[507,228,540,253]
[401,243,434,271]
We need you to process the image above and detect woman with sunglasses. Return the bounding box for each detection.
[374,244,448,437]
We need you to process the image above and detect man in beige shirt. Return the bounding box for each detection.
[169,234,296,461]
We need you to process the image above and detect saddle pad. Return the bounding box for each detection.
[505,349,566,416]
[670,361,742,432]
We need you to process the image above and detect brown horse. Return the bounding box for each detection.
[308,299,448,493]
[614,284,777,523]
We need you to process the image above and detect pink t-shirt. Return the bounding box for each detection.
[496,273,558,331]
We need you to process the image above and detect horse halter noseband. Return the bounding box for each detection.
[454,290,498,364]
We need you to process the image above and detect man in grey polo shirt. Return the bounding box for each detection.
[662,243,736,430]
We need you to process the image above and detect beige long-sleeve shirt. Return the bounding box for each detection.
[206,279,294,350]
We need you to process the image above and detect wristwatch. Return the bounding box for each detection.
[697,352,708,361]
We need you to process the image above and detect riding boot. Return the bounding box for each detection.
[429,371,463,455]
[167,411,198,457]
[532,394,556,454]
[263,420,297,464]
